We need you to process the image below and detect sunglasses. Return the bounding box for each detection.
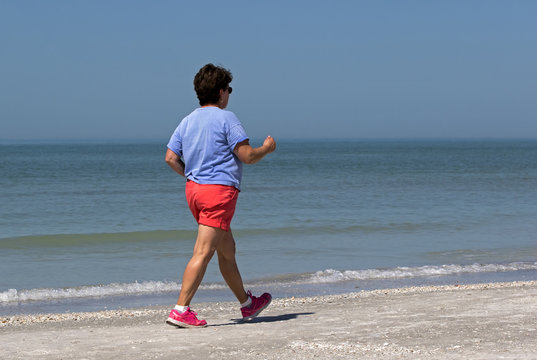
[227,86,233,94]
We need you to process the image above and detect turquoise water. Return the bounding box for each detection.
[1,139,537,314]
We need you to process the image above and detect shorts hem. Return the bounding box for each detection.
[198,220,231,232]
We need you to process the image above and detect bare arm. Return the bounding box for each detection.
[233,136,276,164]
[165,148,185,176]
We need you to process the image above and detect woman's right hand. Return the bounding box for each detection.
[263,136,276,153]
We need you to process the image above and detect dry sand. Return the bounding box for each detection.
[1,281,537,359]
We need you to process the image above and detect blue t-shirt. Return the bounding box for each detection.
[167,107,249,189]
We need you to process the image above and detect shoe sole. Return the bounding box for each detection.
[166,317,207,328]
[242,297,272,321]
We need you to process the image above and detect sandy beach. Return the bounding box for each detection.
[1,281,536,359]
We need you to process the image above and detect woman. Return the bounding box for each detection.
[164,63,276,327]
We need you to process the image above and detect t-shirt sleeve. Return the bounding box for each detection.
[226,113,249,150]
[167,126,183,156]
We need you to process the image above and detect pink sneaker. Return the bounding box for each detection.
[241,290,272,320]
[166,307,207,328]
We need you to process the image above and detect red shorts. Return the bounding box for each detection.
[185,180,239,232]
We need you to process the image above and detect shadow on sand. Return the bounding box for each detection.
[224,312,315,326]
[170,313,315,328]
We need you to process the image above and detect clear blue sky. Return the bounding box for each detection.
[1,1,536,140]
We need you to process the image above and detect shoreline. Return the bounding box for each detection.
[1,280,535,326]
[4,266,537,316]
[2,281,537,359]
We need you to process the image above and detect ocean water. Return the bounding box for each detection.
[1,139,537,315]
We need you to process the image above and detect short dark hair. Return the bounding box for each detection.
[193,64,233,106]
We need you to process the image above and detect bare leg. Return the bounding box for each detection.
[176,224,224,306]
[216,230,248,303]
[216,230,248,304]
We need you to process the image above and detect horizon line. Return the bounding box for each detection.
[2,136,537,145]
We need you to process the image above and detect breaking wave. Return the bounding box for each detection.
[0,281,226,304]
[307,262,537,283]
[2,262,536,304]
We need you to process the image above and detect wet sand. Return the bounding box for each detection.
[2,281,537,359]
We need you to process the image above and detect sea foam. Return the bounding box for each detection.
[307,262,537,284]
[2,262,536,304]
[0,281,227,304]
